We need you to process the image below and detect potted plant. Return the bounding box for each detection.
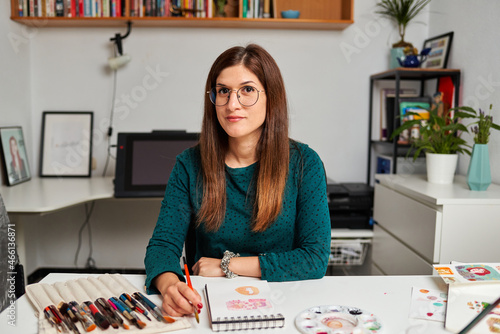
[375,0,431,68]
[391,106,475,184]
[455,105,500,190]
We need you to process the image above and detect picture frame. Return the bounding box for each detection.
[40,111,93,177]
[0,126,32,186]
[422,32,454,69]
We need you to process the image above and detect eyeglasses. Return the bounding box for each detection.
[207,86,265,107]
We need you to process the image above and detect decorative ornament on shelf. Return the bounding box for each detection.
[375,0,432,68]
[390,105,476,184]
[397,46,431,67]
[455,105,500,191]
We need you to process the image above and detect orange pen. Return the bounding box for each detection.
[184,262,200,323]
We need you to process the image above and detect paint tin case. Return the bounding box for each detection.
[295,305,382,334]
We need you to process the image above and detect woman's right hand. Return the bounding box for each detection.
[153,272,203,317]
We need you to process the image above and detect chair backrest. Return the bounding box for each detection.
[0,194,25,313]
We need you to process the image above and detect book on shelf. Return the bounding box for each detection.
[397,97,431,144]
[378,88,418,141]
[205,279,285,331]
[15,0,277,19]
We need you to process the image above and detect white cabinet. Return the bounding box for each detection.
[372,174,500,275]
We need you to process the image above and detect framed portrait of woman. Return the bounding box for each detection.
[0,126,31,186]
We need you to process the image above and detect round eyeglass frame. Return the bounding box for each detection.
[207,87,265,107]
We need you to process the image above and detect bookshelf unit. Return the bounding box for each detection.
[10,0,354,30]
[366,68,461,185]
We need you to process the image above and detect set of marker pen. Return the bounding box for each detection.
[43,293,173,332]
[137,292,176,323]
[44,305,70,333]
[67,301,96,332]
[26,274,188,333]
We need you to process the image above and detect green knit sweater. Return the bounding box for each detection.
[144,141,331,293]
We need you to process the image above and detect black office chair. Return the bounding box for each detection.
[0,194,25,313]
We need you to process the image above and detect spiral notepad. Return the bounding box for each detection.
[205,280,285,332]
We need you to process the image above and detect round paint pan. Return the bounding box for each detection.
[294,305,382,334]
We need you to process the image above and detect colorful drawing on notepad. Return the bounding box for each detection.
[487,317,500,333]
[235,286,260,296]
[443,277,457,284]
[456,265,500,281]
[435,266,454,275]
[226,299,272,311]
[409,287,447,322]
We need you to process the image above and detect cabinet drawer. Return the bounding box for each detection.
[372,224,433,275]
[373,183,442,263]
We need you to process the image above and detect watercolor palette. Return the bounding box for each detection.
[295,305,382,334]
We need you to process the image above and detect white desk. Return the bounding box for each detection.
[1,177,116,277]
[0,273,452,334]
[1,177,115,214]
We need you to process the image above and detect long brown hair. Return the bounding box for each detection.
[197,44,289,232]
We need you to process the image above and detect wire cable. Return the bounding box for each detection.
[102,46,119,177]
[74,201,96,268]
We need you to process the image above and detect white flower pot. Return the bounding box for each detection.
[426,153,458,184]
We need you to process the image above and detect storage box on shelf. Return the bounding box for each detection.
[366,68,461,185]
[10,0,354,29]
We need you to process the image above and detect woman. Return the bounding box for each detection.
[145,44,331,318]
[9,136,27,182]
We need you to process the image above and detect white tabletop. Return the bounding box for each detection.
[375,174,500,205]
[0,273,453,334]
[1,177,114,213]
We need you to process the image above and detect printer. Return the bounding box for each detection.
[327,182,374,230]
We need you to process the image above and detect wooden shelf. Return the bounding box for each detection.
[371,68,461,81]
[10,16,353,29]
[10,0,353,30]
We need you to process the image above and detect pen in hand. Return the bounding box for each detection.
[184,257,200,323]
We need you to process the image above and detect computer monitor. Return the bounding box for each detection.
[114,131,199,198]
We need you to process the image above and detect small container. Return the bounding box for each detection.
[281,10,300,19]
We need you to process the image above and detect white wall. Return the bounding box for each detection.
[429,0,500,183]
[2,0,434,274]
[0,2,32,185]
[27,2,428,183]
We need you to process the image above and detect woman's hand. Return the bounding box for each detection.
[192,257,225,277]
[154,272,202,317]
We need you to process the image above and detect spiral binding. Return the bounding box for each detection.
[213,313,285,332]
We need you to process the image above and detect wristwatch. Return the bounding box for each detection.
[221,250,240,279]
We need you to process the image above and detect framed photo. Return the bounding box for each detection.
[422,32,454,69]
[0,127,31,186]
[40,111,93,177]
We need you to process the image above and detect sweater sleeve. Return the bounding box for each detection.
[258,146,331,281]
[144,155,193,294]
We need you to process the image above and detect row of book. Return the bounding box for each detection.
[242,0,273,19]
[15,0,203,18]
[17,0,126,17]
[15,0,275,18]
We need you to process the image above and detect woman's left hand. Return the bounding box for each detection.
[192,257,225,277]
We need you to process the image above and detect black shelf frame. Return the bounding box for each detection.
[367,68,461,185]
